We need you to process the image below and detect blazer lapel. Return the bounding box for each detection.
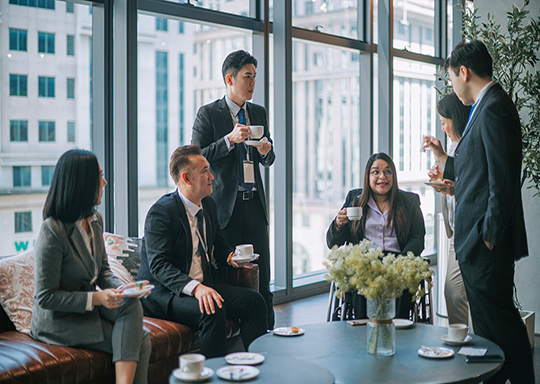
[173,191,194,271]
[218,97,235,136]
[457,83,498,147]
[66,222,96,280]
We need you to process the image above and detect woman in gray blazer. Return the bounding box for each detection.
[30,149,151,384]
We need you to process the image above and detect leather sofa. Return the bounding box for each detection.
[0,254,259,384]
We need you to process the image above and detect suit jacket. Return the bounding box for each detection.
[138,191,233,313]
[326,189,426,256]
[192,97,276,229]
[443,83,528,262]
[31,214,122,346]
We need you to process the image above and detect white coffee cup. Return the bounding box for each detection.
[249,125,264,139]
[448,323,468,342]
[346,207,362,221]
[179,353,205,379]
[235,244,254,259]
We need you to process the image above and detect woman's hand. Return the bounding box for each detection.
[334,209,349,232]
[92,288,125,309]
[425,137,448,165]
[432,180,455,196]
[427,164,443,181]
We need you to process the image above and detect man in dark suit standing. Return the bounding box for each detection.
[427,40,533,383]
[192,50,276,329]
[138,145,267,358]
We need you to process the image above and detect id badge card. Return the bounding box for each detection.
[243,160,255,183]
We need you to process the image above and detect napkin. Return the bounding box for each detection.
[458,347,487,356]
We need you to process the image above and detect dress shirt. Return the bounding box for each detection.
[177,189,206,295]
[75,215,98,311]
[462,80,496,136]
[364,195,401,253]
[224,95,250,151]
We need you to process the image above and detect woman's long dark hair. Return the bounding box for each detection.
[351,153,410,245]
[437,92,471,139]
[43,149,101,223]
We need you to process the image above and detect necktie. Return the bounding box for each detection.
[237,108,254,191]
[195,210,211,283]
[467,104,476,122]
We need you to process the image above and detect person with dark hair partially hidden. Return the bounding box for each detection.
[326,153,426,320]
[138,145,267,358]
[192,50,276,329]
[31,149,151,384]
[426,40,534,384]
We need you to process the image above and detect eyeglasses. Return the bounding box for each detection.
[370,169,393,178]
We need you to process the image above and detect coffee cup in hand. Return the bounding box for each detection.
[248,125,264,139]
[447,324,468,342]
[235,244,254,260]
[179,353,205,379]
[346,207,362,221]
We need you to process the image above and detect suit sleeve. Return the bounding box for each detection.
[192,106,231,164]
[480,103,522,246]
[400,194,426,256]
[326,190,357,249]
[34,221,88,314]
[143,203,194,294]
[442,156,455,181]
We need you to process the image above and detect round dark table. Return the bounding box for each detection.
[169,355,335,383]
[249,322,504,384]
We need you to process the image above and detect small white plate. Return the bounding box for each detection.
[216,365,259,381]
[441,334,473,346]
[424,181,445,186]
[225,352,265,365]
[273,327,305,337]
[122,284,154,297]
[393,319,414,328]
[172,367,214,382]
[232,254,259,263]
[418,346,454,359]
[244,140,264,146]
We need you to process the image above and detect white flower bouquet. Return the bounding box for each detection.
[324,239,433,301]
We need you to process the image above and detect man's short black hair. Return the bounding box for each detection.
[221,50,258,84]
[444,40,493,78]
[169,145,202,184]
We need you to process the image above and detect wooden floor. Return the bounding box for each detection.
[274,293,540,383]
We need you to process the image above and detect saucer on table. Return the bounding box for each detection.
[393,319,414,328]
[441,334,472,346]
[216,365,259,381]
[273,327,305,337]
[172,367,214,382]
[418,346,454,359]
[225,352,265,365]
[231,254,259,263]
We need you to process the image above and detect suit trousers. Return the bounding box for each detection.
[445,239,470,326]
[222,192,274,329]
[459,241,534,384]
[166,282,267,358]
[77,298,151,384]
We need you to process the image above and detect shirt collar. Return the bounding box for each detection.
[177,189,202,218]
[367,195,384,215]
[471,80,496,115]
[225,95,245,117]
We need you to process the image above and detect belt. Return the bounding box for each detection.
[238,190,257,200]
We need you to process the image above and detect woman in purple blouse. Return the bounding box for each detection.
[326,153,426,319]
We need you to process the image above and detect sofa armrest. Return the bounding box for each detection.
[225,263,259,292]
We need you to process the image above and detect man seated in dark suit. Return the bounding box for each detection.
[138,145,267,358]
[192,50,276,329]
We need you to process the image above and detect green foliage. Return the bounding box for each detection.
[438,0,540,195]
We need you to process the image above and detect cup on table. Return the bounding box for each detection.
[346,207,362,221]
[235,244,254,260]
[179,353,205,379]
[248,125,264,139]
[447,324,468,342]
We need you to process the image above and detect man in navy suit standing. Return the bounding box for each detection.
[192,50,275,329]
[428,40,533,383]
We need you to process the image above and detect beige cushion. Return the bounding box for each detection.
[103,232,141,281]
[0,249,35,334]
[107,253,134,286]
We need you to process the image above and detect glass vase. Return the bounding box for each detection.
[367,298,396,356]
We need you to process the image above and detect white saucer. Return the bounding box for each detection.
[225,352,265,365]
[273,327,305,337]
[441,334,473,346]
[424,181,445,186]
[244,140,264,146]
[216,365,259,381]
[393,319,414,328]
[122,284,154,297]
[232,254,259,263]
[418,346,454,359]
[172,367,214,382]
